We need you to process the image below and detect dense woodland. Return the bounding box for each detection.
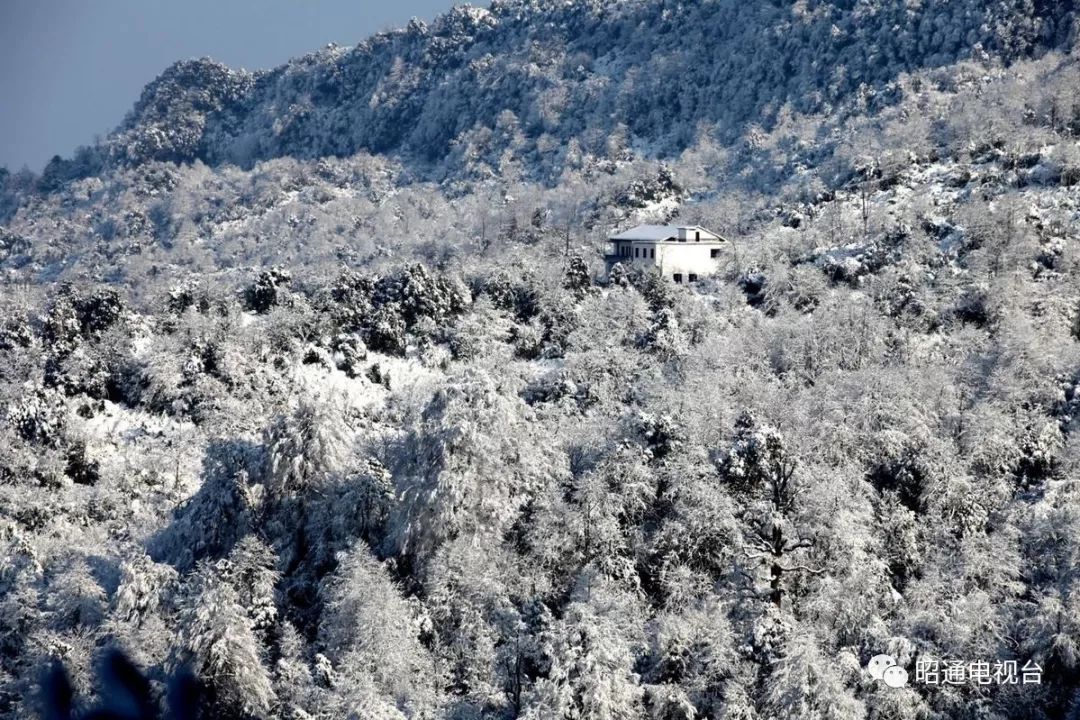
[2,1,1080,718]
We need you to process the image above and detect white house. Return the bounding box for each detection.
[604,224,726,283]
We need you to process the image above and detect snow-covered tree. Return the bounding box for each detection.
[263,397,350,502]
[523,572,646,720]
[174,562,276,718]
[318,541,437,714]
[387,368,554,562]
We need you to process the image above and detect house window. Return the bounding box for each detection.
[710,248,721,258]
[650,248,655,259]
[695,231,700,241]
[673,273,683,283]
[688,273,698,282]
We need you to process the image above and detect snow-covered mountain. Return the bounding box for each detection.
[30,0,1077,187]
[3,2,1080,719]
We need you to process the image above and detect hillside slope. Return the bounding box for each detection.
[2,2,1080,720]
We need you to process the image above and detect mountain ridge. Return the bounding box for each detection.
[33,0,1078,190]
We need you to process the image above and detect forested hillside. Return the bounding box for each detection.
[17,0,1077,190]
[2,1,1080,719]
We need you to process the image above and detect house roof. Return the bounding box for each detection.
[609,224,724,242]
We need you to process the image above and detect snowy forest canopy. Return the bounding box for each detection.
[2,1,1080,719]
[20,0,1078,188]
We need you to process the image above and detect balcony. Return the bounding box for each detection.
[605,253,640,269]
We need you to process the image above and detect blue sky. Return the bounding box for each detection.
[0,0,475,171]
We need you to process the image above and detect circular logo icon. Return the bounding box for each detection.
[867,654,897,680]
[882,665,909,688]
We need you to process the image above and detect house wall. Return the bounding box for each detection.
[610,241,655,266]
[657,243,722,279]
[629,242,660,268]
[604,241,658,268]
